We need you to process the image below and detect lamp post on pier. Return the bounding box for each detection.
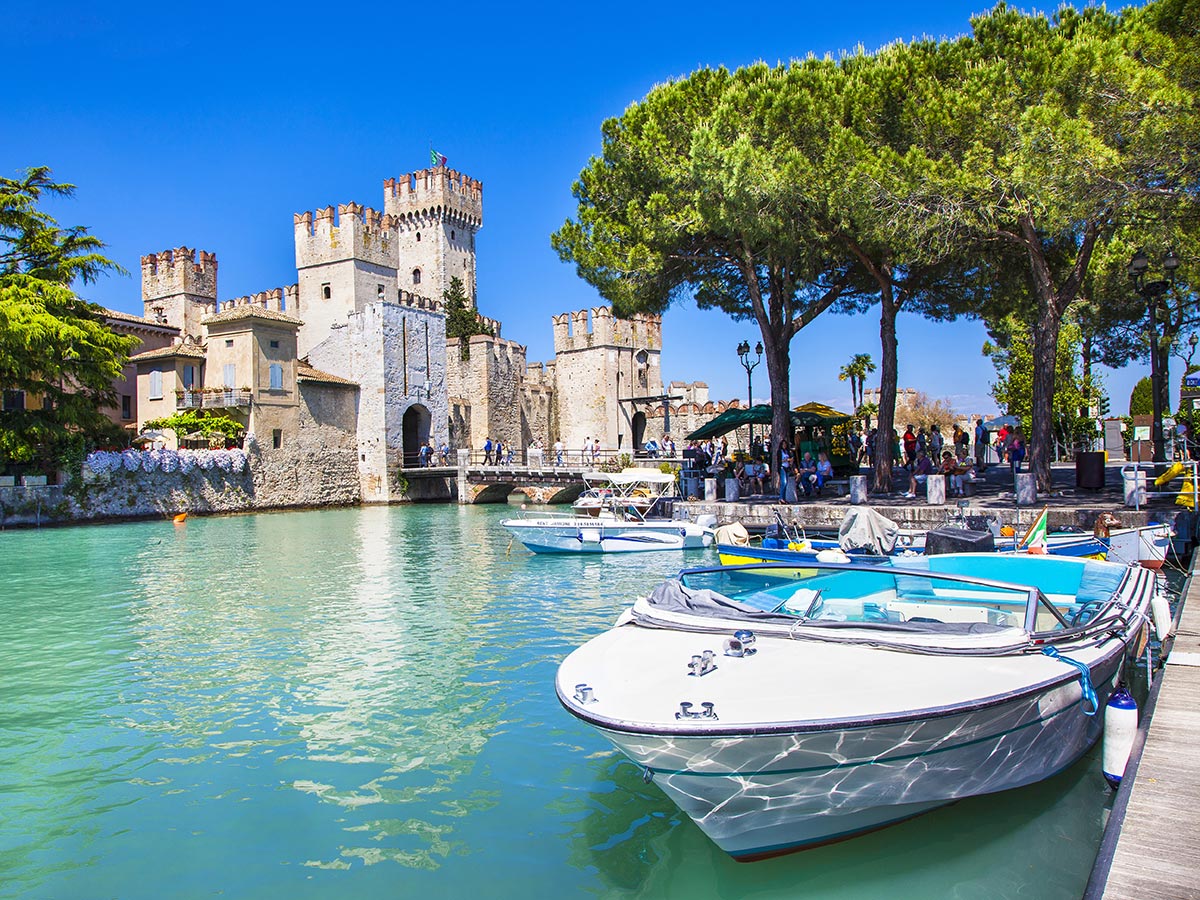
[737,340,763,449]
[1128,248,1181,464]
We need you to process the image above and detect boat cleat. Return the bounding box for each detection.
[688,650,718,676]
[676,701,718,720]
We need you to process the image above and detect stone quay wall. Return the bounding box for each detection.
[0,445,360,528]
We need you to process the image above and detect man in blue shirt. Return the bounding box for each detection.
[974,418,987,470]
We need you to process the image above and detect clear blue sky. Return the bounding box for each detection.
[7,0,1153,417]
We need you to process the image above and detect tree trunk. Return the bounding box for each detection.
[873,286,900,493]
[763,332,791,492]
[1029,302,1062,492]
[1154,310,1171,464]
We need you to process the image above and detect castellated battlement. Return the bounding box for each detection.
[216,287,287,313]
[141,246,218,301]
[551,306,662,353]
[293,203,399,270]
[477,314,501,338]
[394,289,442,312]
[383,167,483,230]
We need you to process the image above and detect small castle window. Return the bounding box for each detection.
[225,339,233,348]
[451,230,456,240]
[415,232,421,242]
[412,269,422,285]
[322,283,331,300]
[272,429,282,449]
[377,284,385,299]
[269,340,279,349]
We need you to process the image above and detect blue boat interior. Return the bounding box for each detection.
[675,554,1127,632]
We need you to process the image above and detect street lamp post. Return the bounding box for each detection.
[1128,248,1181,464]
[737,340,763,450]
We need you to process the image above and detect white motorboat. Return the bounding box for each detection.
[502,468,714,554]
[557,553,1154,858]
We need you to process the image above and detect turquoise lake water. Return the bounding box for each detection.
[0,504,1129,899]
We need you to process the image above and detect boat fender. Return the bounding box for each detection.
[787,540,811,552]
[173,513,188,524]
[1041,646,1098,716]
[1151,593,1173,642]
[1155,462,1186,486]
[695,514,718,530]
[1102,686,1138,788]
[815,549,851,564]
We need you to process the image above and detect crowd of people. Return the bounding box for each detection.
[437,416,1028,504]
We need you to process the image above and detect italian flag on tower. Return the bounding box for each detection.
[431,148,447,167]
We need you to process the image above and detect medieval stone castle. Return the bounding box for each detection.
[117,165,731,502]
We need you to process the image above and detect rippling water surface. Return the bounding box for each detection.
[1,505,1122,898]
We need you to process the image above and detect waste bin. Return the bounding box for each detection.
[1075,452,1105,490]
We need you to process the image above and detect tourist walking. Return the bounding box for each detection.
[554,438,564,466]
[484,437,494,466]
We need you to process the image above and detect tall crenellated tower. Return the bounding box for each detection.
[549,307,663,452]
[292,203,401,356]
[141,247,217,339]
[384,166,483,307]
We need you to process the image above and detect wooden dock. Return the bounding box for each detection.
[1088,558,1200,900]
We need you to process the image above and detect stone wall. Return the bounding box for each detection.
[0,445,360,528]
[445,333,534,456]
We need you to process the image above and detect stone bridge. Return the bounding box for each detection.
[399,450,593,504]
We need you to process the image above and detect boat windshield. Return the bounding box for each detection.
[671,562,1090,633]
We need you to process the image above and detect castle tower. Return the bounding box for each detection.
[292,203,401,356]
[550,307,663,453]
[384,166,483,308]
[141,247,217,339]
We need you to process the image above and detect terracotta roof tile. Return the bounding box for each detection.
[297,362,357,386]
[203,306,303,326]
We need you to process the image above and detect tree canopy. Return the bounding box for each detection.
[552,61,863,472]
[0,168,136,469]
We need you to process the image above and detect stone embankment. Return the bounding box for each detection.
[0,443,360,528]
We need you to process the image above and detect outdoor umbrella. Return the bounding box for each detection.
[685,405,774,441]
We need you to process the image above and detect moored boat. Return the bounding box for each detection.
[502,468,714,554]
[557,553,1154,858]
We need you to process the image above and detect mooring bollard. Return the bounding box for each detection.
[1015,472,1037,505]
[849,475,868,505]
[724,477,740,502]
[926,474,946,505]
[704,478,717,502]
[1122,469,1146,508]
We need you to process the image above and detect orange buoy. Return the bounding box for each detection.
[173,513,188,524]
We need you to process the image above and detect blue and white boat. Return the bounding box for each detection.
[501,469,714,554]
[717,508,1169,569]
[557,553,1154,858]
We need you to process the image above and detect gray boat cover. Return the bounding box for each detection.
[643,579,799,625]
[838,507,900,555]
[638,577,1010,635]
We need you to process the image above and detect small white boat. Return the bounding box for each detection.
[557,553,1154,858]
[502,468,714,554]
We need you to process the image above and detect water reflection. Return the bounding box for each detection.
[0,507,1126,899]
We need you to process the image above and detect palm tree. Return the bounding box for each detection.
[838,353,876,411]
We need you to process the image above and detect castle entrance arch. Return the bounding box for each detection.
[402,404,432,467]
[632,411,647,451]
